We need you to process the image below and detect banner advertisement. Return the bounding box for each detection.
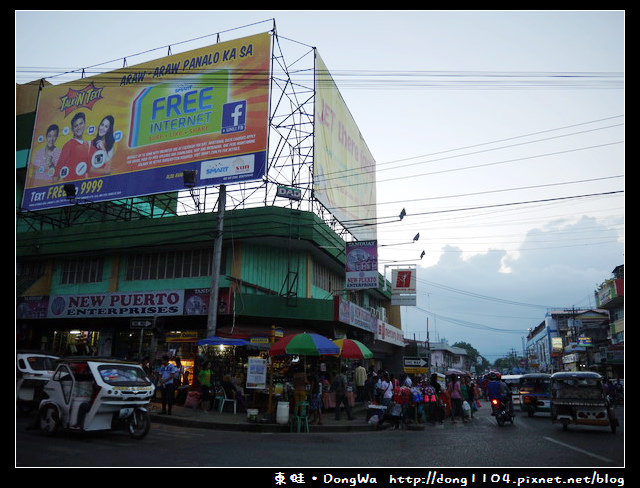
[335,296,377,333]
[391,267,417,306]
[22,32,272,211]
[345,240,378,290]
[314,53,377,241]
[246,357,267,389]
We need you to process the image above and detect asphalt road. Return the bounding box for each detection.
[16,401,624,473]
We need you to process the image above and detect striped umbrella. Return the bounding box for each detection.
[268,332,340,356]
[332,338,373,359]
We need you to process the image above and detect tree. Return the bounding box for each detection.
[452,342,488,372]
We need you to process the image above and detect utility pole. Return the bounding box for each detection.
[207,185,226,338]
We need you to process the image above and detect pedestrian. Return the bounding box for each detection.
[447,374,464,423]
[461,375,474,421]
[423,374,442,424]
[354,362,367,403]
[158,355,179,415]
[308,370,324,425]
[331,366,354,420]
[378,372,393,407]
[292,366,308,405]
[198,362,213,411]
[364,369,377,403]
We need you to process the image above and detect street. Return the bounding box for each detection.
[16,402,624,471]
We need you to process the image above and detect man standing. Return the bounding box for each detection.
[158,355,179,415]
[354,362,367,403]
[332,366,354,420]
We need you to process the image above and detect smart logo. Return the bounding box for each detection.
[221,100,247,134]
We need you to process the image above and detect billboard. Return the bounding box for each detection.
[390,267,417,306]
[314,53,377,241]
[22,32,272,211]
[345,240,378,290]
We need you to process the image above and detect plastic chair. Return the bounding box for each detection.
[218,388,237,415]
[212,388,225,412]
[289,401,310,433]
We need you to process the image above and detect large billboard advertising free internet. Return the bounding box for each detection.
[22,32,272,211]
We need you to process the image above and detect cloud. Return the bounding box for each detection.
[406,216,623,361]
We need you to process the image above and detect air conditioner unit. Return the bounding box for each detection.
[377,307,386,322]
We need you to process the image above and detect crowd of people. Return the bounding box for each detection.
[143,354,516,428]
[358,367,484,428]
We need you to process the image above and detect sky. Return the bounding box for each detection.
[15,10,625,362]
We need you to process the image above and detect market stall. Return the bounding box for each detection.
[268,332,340,423]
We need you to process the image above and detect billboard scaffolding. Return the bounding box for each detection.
[18,22,376,245]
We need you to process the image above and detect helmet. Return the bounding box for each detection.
[495,372,502,380]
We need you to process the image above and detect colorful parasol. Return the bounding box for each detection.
[268,332,340,356]
[332,338,373,359]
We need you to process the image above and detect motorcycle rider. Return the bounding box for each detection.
[486,372,513,416]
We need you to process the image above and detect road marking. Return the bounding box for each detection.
[544,437,615,463]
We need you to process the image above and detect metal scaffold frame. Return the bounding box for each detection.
[17,22,354,242]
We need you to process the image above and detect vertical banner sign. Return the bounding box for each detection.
[22,32,272,211]
[345,240,378,290]
[391,267,417,306]
[314,53,377,241]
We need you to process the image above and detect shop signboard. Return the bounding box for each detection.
[345,240,378,290]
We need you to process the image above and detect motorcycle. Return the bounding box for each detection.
[490,397,515,426]
[37,357,155,439]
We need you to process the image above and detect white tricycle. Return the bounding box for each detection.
[37,357,155,439]
[16,351,59,415]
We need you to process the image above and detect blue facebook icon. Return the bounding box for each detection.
[221,101,247,134]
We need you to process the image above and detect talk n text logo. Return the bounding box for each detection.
[58,82,104,116]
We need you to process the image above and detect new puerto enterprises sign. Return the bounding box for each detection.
[23,32,271,211]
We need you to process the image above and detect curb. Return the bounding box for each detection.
[149,411,426,433]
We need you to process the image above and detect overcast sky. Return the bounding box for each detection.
[15,10,625,361]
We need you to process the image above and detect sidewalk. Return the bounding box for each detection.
[148,399,426,433]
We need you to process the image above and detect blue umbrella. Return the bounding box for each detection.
[197,336,250,346]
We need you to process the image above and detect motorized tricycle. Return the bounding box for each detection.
[16,351,59,415]
[37,357,155,439]
[550,371,618,434]
[519,373,551,417]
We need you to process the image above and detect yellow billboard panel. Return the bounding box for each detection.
[23,32,272,211]
[314,53,377,241]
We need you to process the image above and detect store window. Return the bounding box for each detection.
[61,257,104,284]
[312,261,342,293]
[125,248,223,281]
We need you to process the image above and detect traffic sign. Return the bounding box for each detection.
[130,319,153,329]
[403,356,429,374]
[404,357,428,368]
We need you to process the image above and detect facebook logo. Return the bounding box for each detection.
[221,100,247,134]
